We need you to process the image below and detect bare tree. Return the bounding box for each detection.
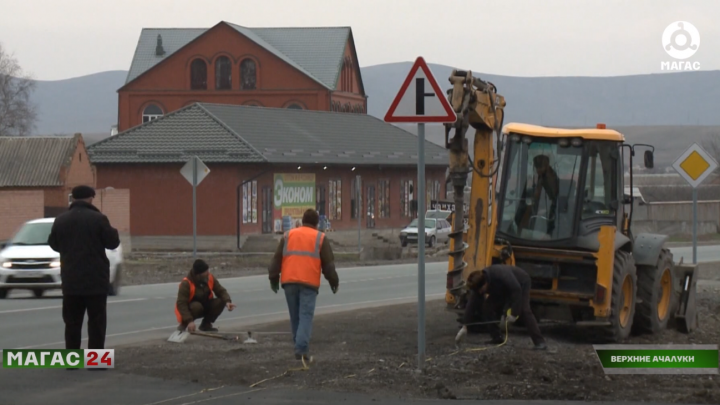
[701,134,720,165]
[0,43,37,136]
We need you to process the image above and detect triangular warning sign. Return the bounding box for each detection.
[384,57,457,123]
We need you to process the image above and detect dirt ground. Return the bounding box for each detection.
[120,254,447,286]
[117,284,720,403]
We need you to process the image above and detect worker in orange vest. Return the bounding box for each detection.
[175,259,236,332]
[268,209,339,363]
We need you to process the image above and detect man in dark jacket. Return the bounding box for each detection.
[48,185,120,354]
[175,259,235,332]
[456,264,547,350]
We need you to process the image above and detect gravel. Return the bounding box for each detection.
[116,285,720,402]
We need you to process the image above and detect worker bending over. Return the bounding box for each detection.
[456,264,547,350]
[268,209,339,363]
[175,259,236,332]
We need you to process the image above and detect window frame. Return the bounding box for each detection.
[242,180,258,224]
[215,56,232,90]
[190,58,208,90]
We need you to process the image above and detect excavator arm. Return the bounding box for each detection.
[444,70,507,303]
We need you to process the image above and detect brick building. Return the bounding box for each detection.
[0,134,96,218]
[88,103,448,240]
[117,21,366,132]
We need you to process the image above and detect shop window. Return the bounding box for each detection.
[242,181,257,224]
[400,179,414,217]
[329,179,342,220]
[427,180,440,204]
[378,179,390,218]
[351,177,362,219]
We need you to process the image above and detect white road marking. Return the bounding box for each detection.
[11,293,445,350]
[0,298,149,314]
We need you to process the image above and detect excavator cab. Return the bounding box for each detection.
[442,70,698,342]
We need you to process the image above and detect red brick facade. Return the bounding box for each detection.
[96,164,446,236]
[118,23,366,132]
[0,191,44,240]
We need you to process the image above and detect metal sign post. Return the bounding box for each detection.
[672,143,718,264]
[384,56,457,369]
[180,156,211,259]
[356,175,361,254]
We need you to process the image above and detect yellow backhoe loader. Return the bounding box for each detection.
[442,70,699,342]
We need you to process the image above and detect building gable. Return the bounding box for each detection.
[122,22,353,92]
[122,22,322,92]
[333,32,365,96]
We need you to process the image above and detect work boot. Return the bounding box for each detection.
[533,342,547,351]
[199,322,218,332]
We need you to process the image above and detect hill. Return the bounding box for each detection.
[25,63,720,164]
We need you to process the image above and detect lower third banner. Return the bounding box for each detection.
[594,344,718,374]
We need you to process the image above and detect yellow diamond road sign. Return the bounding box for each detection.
[672,143,718,188]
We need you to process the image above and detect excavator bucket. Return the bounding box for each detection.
[671,261,699,333]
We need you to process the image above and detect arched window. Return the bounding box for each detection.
[215,56,232,90]
[142,104,163,123]
[190,59,207,90]
[286,103,303,110]
[240,58,257,90]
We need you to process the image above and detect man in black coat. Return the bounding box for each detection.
[456,264,547,350]
[48,185,120,355]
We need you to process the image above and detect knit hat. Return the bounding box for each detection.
[192,259,209,275]
[71,185,96,199]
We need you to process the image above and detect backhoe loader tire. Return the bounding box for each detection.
[633,249,675,334]
[602,250,637,342]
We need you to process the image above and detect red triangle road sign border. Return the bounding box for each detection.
[384,56,457,123]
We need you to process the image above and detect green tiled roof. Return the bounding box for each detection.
[125,22,352,90]
[87,103,449,166]
[0,134,80,187]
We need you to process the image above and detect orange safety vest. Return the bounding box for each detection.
[174,274,215,323]
[280,226,325,288]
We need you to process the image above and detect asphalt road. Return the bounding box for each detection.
[0,262,449,350]
[0,245,717,351]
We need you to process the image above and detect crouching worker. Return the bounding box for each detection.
[456,265,546,350]
[175,259,236,332]
[268,209,339,364]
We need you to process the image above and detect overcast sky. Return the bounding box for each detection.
[2,0,718,81]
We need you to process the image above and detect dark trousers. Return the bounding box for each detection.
[485,283,545,346]
[180,298,225,328]
[62,294,108,350]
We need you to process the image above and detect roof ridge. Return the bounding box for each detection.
[195,104,268,162]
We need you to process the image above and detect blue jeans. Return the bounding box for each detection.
[283,284,318,356]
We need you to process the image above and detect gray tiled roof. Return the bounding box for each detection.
[87,103,448,166]
[86,105,266,164]
[0,135,80,187]
[124,22,351,90]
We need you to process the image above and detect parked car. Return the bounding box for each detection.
[0,218,123,298]
[399,218,452,248]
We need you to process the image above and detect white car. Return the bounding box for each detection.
[0,218,123,298]
[399,217,452,248]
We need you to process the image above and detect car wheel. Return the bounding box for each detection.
[109,265,122,296]
[32,289,44,298]
[0,289,7,299]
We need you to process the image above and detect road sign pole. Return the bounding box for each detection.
[417,122,426,369]
[356,175,361,254]
[693,187,697,264]
[193,156,197,259]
